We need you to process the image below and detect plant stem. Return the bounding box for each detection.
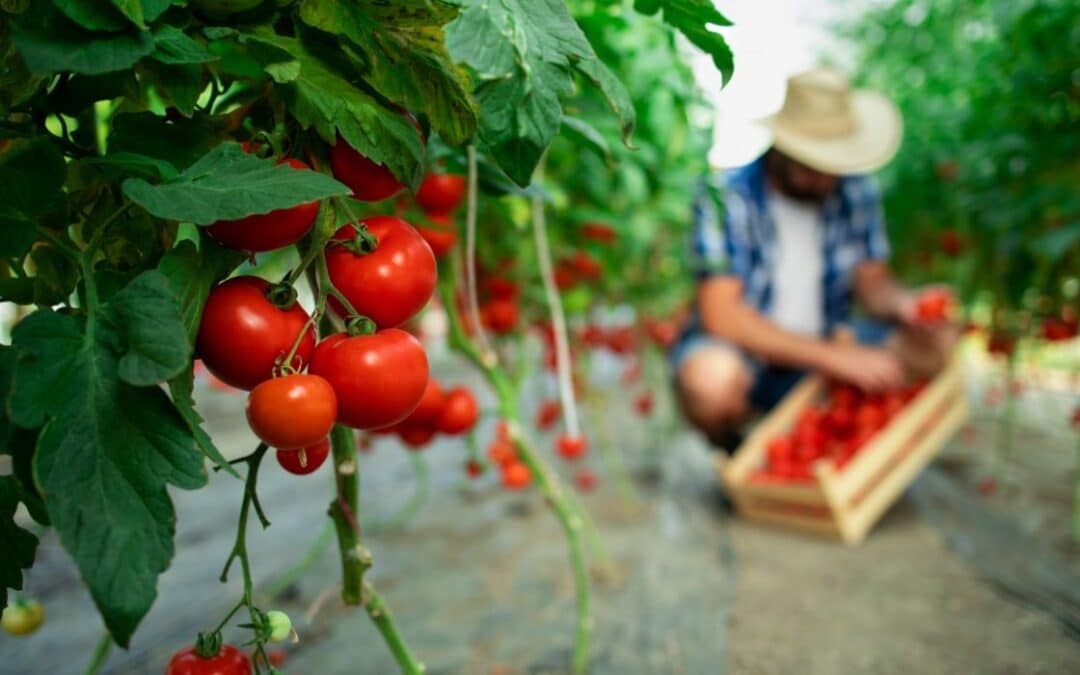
[463,145,495,362]
[81,632,112,675]
[363,582,426,675]
[328,422,368,605]
[438,277,593,674]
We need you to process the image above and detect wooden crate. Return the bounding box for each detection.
[717,358,969,544]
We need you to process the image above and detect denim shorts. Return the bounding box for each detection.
[669,319,892,412]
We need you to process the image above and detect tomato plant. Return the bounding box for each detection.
[166,643,251,675]
[246,374,337,449]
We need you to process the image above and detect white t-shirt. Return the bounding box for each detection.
[767,188,825,337]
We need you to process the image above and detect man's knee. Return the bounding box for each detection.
[676,346,752,428]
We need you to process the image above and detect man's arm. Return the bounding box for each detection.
[698,276,905,391]
[853,260,908,321]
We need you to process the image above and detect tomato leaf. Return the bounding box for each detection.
[560,115,611,162]
[297,0,478,146]
[446,0,635,186]
[52,0,129,32]
[109,112,224,170]
[633,0,734,84]
[141,61,205,117]
[12,6,156,75]
[8,275,208,644]
[108,271,192,386]
[0,476,39,610]
[122,143,350,225]
[168,363,239,479]
[241,32,427,190]
[157,237,242,344]
[150,25,219,65]
[111,0,172,30]
[0,137,67,259]
[82,152,180,182]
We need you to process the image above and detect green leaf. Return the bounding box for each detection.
[574,58,636,146]
[168,363,238,478]
[82,152,180,182]
[0,137,67,251]
[635,0,734,84]
[8,298,206,645]
[1028,223,1080,261]
[0,476,38,609]
[242,32,427,190]
[12,8,156,75]
[123,143,350,225]
[53,0,129,31]
[157,236,242,343]
[297,0,477,146]
[109,112,224,170]
[151,25,219,65]
[142,61,205,116]
[446,0,634,185]
[560,115,611,161]
[108,271,191,386]
[111,0,172,29]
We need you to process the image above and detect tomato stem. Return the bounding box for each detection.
[463,144,496,364]
[81,631,112,675]
[362,581,427,675]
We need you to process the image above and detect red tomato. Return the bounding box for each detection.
[484,275,518,301]
[417,212,457,258]
[437,387,479,435]
[633,392,654,417]
[1041,318,1078,342]
[309,329,429,429]
[166,644,251,675]
[495,419,511,442]
[556,434,588,461]
[325,216,437,329]
[535,399,561,430]
[401,378,445,428]
[574,468,597,492]
[569,251,602,280]
[987,332,1015,357]
[398,424,436,449]
[196,276,315,390]
[855,402,887,433]
[766,436,794,465]
[331,135,406,202]
[415,173,466,213]
[830,383,859,410]
[247,374,337,449]
[487,439,517,467]
[501,461,531,490]
[483,299,519,334]
[208,157,319,252]
[579,222,617,244]
[276,438,331,475]
[914,288,952,322]
[465,458,484,478]
[605,327,636,355]
[826,406,854,436]
[940,230,963,257]
[554,264,577,290]
[1071,406,1080,430]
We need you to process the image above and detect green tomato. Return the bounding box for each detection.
[266,610,292,643]
[2,599,44,636]
[191,0,264,16]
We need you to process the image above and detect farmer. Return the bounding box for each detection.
[673,67,956,450]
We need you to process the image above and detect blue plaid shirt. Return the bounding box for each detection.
[688,155,891,338]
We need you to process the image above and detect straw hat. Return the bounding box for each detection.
[765,67,902,175]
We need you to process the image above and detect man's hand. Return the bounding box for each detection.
[818,343,906,392]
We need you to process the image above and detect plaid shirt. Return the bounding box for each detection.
[688,155,891,337]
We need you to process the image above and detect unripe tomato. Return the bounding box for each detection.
[196,276,315,390]
[556,434,588,461]
[265,610,292,642]
[415,173,466,213]
[417,212,457,258]
[330,134,408,202]
[2,599,44,636]
[276,438,331,475]
[398,424,436,449]
[436,387,479,435]
[501,461,532,490]
[166,643,251,675]
[208,157,320,252]
[400,378,445,428]
[325,216,437,329]
[247,374,337,449]
[309,330,429,429]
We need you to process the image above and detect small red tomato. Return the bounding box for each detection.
[569,251,602,280]
[330,134,409,202]
[495,419,511,442]
[574,468,597,492]
[556,434,588,461]
[483,299,519,334]
[976,476,998,496]
[830,383,860,410]
[987,331,1015,357]
[208,157,320,252]
[309,329,429,430]
[325,216,437,329]
[196,276,316,390]
[554,264,577,290]
[436,387,479,435]
[484,275,519,301]
[501,461,532,490]
[914,288,952,323]
[633,392,654,417]
[939,230,963,257]
[276,437,331,475]
[398,424,436,449]
[535,399,561,430]
[401,378,445,428]
[579,222,617,244]
[415,173,466,213]
[766,436,794,465]
[854,402,887,433]
[487,439,517,467]
[417,212,457,258]
[465,458,484,478]
[247,374,337,449]
[605,327,636,355]
[643,318,679,349]
[166,644,251,675]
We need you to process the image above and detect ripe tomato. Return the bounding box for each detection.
[398,424,436,449]
[487,439,516,467]
[309,329,429,429]
[401,378,445,428]
[914,288,952,322]
[166,644,251,675]
[437,387,479,435]
[554,264,577,290]
[501,461,532,490]
[830,383,859,410]
[415,173,466,213]
[197,276,316,390]
[1042,317,1078,342]
[633,392,654,416]
[417,212,457,258]
[643,318,679,349]
[276,438,331,475]
[855,401,887,433]
[484,275,518,301]
[2,599,44,636]
[247,374,337,449]
[605,327,636,355]
[574,468,598,492]
[569,251,602,280]
[986,331,1015,357]
[939,230,963,257]
[331,135,406,202]
[535,399,561,430]
[207,157,319,252]
[579,222,617,244]
[483,299,519,334]
[325,216,437,329]
[556,434,588,461]
[465,458,484,478]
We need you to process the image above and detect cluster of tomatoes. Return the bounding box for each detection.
[752,381,926,483]
[484,421,533,490]
[196,131,465,475]
[371,378,479,448]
